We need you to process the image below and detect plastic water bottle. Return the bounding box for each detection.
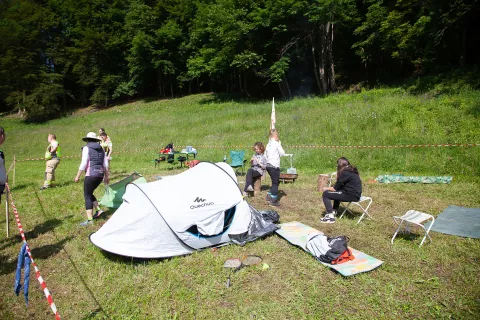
[223,155,227,162]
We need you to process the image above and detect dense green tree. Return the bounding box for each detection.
[0,0,478,119]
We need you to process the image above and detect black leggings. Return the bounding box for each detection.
[322,190,359,214]
[266,166,280,196]
[84,176,103,210]
[245,168,262,191]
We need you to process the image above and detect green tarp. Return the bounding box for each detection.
[375,174,453,184]
[99,173,147,208]
[426,206,480,239]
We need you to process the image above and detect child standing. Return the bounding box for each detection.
[320,157,362,223]
[244,142,267,193]
[265,129,285,206]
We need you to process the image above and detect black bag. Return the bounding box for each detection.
[318,236,349,264]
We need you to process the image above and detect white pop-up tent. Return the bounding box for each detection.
[90,162,278,258]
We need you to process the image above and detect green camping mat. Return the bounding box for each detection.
[99,173,147,208]
[375,174,453,184]
[276,221,383,276]
[426,206,480,239]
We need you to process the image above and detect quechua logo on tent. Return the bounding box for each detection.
[190,197,214,209]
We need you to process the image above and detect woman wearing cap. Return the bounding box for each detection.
[74,132,109,226]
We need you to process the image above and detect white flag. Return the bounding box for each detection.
[271,97,276,130]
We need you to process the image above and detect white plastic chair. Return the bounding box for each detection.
[391,210,435,247]
[338,196,373,224]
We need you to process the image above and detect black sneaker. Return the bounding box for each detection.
[320,213,336,224]
[266,193,272,201]
[93,210,104,219]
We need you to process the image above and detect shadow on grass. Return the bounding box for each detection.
[0,217,70,251]
[0,235,74,275]
[30,236,74,259]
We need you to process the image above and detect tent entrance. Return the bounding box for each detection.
[186,206,236,238]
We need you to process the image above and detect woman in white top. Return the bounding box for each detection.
[74,132,109,226]
[265,129,285,206]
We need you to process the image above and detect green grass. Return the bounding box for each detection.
[0,88,479,319]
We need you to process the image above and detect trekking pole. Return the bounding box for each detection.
[13,155,16,187]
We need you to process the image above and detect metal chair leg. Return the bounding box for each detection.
[391,220,405,244]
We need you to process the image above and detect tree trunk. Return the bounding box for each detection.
[278,82,286,98]
[319,24,328,95]
[284,77,291,98]
[460,23,466,67]
[157,72,163,96]
[327,22,337,92]
[311,40,322,94]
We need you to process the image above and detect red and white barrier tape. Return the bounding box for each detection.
[5,183,61,320]
[13,143,480,162]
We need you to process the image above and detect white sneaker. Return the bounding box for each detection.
[320,213,336,224]
[246,185,254,192]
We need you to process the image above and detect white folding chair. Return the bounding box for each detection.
[338,196,373,224]
[391,210,435,247]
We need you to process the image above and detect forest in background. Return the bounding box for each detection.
[0,0,479,120]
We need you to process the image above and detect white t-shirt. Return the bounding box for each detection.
[265,139,285,168]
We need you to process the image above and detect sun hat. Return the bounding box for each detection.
[82,132,102,142]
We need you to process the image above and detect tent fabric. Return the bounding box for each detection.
[375,174,453,184]
[426,205,480,238]
[99,173,147,208]
[90,162,277,258]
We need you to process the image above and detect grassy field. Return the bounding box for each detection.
[1,88,480,319]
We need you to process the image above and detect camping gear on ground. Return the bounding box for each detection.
[229,150,247,175]
[224,258,241,288]
[279,173,298,183]
[425,205,480,239]
[90,162,279,258]
[99,173,147,209]
[276,221,383,276]
[284,154,297,174]
[186,160,200,168]
[317,174,330,192]
[223,255,263,288]
[375,174,453,184]
[14,243,31,305]
[160,143,174,154]
[306,234,354,264]
[391,210,435,247]
[260,210,280,223]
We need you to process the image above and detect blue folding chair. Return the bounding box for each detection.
[229,150,247,175]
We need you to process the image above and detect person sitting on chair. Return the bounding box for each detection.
[244,142,267,193]
[320,157,362,224]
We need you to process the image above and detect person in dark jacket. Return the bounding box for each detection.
[320,157,362,224]
[74,132,109,226]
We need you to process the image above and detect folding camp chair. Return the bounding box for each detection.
[391,210,435,247]
[338,196,373,224]
[229,150,247,175]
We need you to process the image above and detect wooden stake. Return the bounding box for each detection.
[5,191,9,238]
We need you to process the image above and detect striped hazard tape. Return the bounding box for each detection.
[5,183,61,320]
[13,143,479,162]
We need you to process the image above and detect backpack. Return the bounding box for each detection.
[318,236,352,264]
